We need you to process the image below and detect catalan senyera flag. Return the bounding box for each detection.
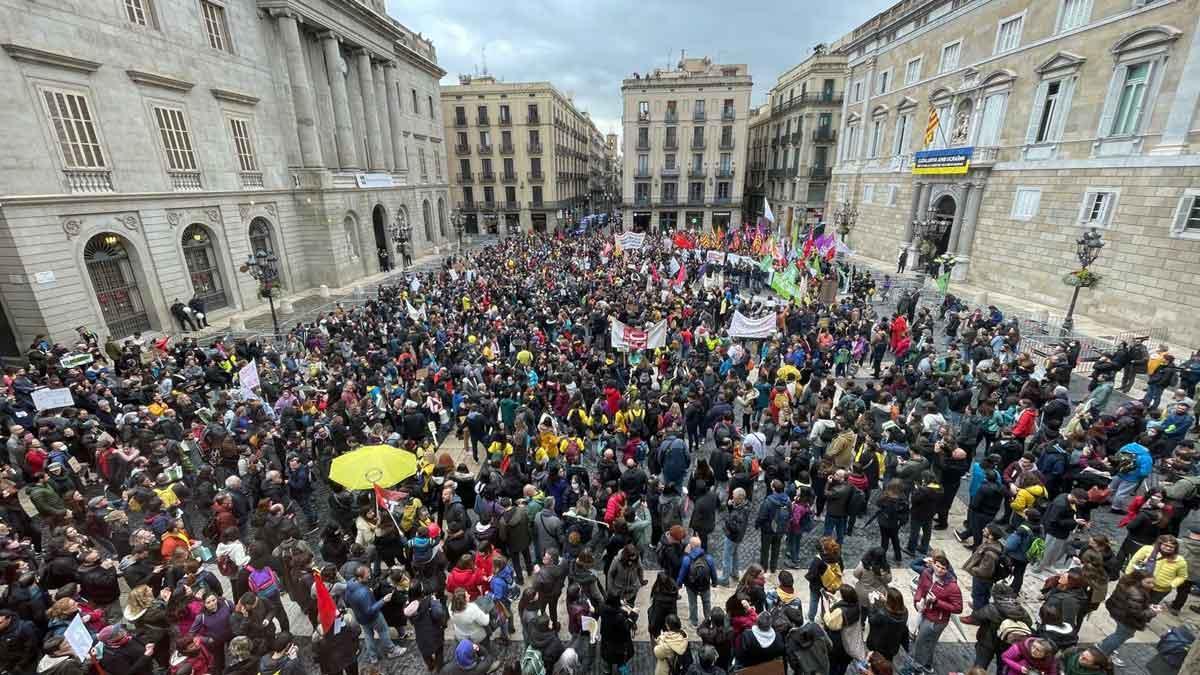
[923,106,940,148]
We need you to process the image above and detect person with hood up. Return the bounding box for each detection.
[498,496,533,585]
[1000,637,1058,675]
[1108,435,1153,513]
[904,471,942,556]
[653,615,691,675]
[697,608,735,672]
[440,639,495,675]
[971,582,1032,670]
[733,611,786,668]
[608,543,645,605]
[785,621,832,675]
[527,614,566,673]
[37,635,86,675]
[685,646,727,675]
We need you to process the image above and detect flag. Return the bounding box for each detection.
[763,198,776,225]
[825,245,836,262]
[802,233,814,259]
[924,106,940,148]
[673,264,686,288]
[373,483,404,510]
[314,570,337,634]
[650,265,660,285]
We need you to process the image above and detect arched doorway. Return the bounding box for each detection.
[181,224,229,310]
[422,200,433,241]
[932,195,956,256]
[84,233,151,337]
[371,204,389,271]
[437,198,448,238]
[248,218,284,289]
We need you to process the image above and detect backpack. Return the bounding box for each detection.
[246,565,280,598]
[991,550,1013,581]
[216,553,237,578]
[1155,626,1195,669]
[1026,535,1047,564]
[820,561,843,592]
[789,502,813,534]
[669,645,695,675]
[997,618,1032,644]
[771,497,790,535]
[848,487,867,517]
[521,645,546,675]
[686,555,712,591]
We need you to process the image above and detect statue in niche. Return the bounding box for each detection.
[951,112,971,145]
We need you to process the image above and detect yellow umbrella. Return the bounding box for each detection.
[329,444,418,490]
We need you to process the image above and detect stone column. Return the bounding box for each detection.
[947,182,971,254]
[276,10,322,167]
[953,181,987,280]
[1153,13,1200,155]
[910,182,932,262]
[319,32,359,170]
[384,63,405,172]
[355,50,385,171]
[903,180,924,244]
[373,62,395,171]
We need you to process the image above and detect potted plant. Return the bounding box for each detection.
[1062,268,1101,288]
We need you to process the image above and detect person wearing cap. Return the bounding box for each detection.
[95,624,155,675]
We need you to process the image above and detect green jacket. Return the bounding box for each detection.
[26,483,67,517]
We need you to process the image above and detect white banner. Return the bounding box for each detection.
[728,311,779,338]
[615,232,646,250]
[238,361,260,400]
[610,318,667,351]
[32,387,73,411]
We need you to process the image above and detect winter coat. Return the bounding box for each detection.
[404,596,448,658]
[450,601,490,643]
[785,622,832,675]
[648,582,680,637]
[866,606,909,660]
[653,630,690,675]
[1105,580,1155,630]
[851,565,891,608]
[909,483,942,522]
[76,562,121,606]
[36,654,86,675]
[499,505,532,552]
[1041,585,1088,633]
[875,494,909,530]
[722,500,751,543]
[446,566,488,600]
[528,619,566,671]
[315,616,362,674]
[913,569,963,624]
[1001,637,1059,675]
[607,556,643,601]
[599,604,637,665]
[0,614,39,674]
[1043,494,1079,540]
[533,509,564,556]
[734,626,786,667]
[963,541,1004,581]
[690,491,720,535]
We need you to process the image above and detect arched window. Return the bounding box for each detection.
[181,224,228,310]
[84,233,150,337]
[437,198,447,238]
[422,200,433,241]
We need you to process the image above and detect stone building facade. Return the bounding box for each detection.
[620,57,753,232]
[440,75,598,235]
[831,0,1200,345]
[0,0,451,355]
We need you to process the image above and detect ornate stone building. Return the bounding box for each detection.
[0,0,451,354]
[830,0,1200,344]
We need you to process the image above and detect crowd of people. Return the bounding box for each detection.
[0,230,1197,675]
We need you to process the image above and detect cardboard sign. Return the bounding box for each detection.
[32,387,74,411]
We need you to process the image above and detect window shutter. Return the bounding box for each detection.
[1099,193,1114,226]
[1025,81,1050,145]
[1171,196,1192,234]
[1051,76,1076,142]
[1097,65,1127,139]
[1132,60,1159,135]
[1080,191,1096,223]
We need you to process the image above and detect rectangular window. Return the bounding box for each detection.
[454,106,466,125]
[1111,62,1150,136]
[635,183,650,201]
[717,182,731,199]
[505,185,516,202]
[463,186,474,204]
[1011,188,1042,220]
[691,153,703,172]
[852,79,864,102]
[483,186,494,203]
[199,1,230,52]
[664,153,676,170]
[459,158,470,176]
[434,150,441,179]
[411,89,419,114]
[693,99,705,119]
[1036,80,1062,143]
[688,182,703,202]
[478,130,491,147]
[229,117,257,171]
[528,129,540,145]
[893,114,910,155]
[638,100,649,121]
[531,185,543,204]
[477,105,488,124]
[863,184,875,203]
[976,93,1007,146]
[905,57,922,85]
[720,153,732,173]
[1171,193,1200,236]
[499,104,510,123]
[869,121,884,157]
[503,157,514,175]
[153,106,197,171]
[637,127,649,147]
[41,88,106,168]
[1059,0,1091,32]
[1079,189,1118,227]
[637,154,649,173]
[877,69,891,95]
[530,157,541,175]
[692,126,703,146]
[527,104,539,122]
[995,14,1024,54]
[418,148,427,179]
[939,41,961,73]
[720,125,733,146]
[126,0,152,26]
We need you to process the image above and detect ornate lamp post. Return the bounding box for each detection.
[1061,227,1106,335]
[242,249,280,334]
[451,209,465,250]
[832,200,858,243]
[910,205,949,272]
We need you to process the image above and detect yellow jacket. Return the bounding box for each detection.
[615,408,645,435]
[1011,484,1047,516]
[1127,545,1189,592]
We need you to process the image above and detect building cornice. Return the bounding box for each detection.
[126,69,195,92]
[210,88,260,106]
[0,183,450,208]
[1,43,101,73]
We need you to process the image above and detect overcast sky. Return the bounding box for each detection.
[388,0,897,141]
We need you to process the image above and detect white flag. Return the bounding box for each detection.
[728,311,779,339]
[764,198,776,224]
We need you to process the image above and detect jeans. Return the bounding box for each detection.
[786,532,803,563]
[720,536,741,584]
[971,578,993,612]
[911,617,948,671]
[1037,533,1073,572]
[879,526,902,560]
[1097,621,1137,655]
[361,613,397,660]
[906,519,932,554]
[686,587,712,624]
[823,515,847,544]
[760,533,783,571]
[1109,476,1141,512]
[807,586,823,622]
[1144,384,1166,410]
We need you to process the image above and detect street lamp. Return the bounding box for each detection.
[242,249,280,334]
[832,200,858,242]
[910,205,949,272]
[1061,227,1106,335]
[451,209,465,250]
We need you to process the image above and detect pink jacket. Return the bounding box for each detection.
[1001,638,1058,675]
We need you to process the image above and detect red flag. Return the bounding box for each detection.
[673,264,686,287]
[313,570,337,634]
[373,483,403,509]
[825,245,836,262]
[651,265,660,284]
[672,231,696,250]
[802,234,814,259]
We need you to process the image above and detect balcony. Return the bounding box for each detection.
[455,143,470,155]
[477,144,493,155]
[64,168,113,193]
[714,196,732,205]
[716,168,734,178]
[812,129,837,143]
[809,166,832,181]
[659,196,678,206]
[719,138,735,150]
[501,172,518,183]
[686,194,705,206]
[660,167,680,177]
[168,169,203,191]
[688,167,706,178]
[808,91,844,105]
[636,140,650,151]
[691,139,705,150]
[637,112,651,123]
[240,171,264,189]
[665,112,679,123]
[454,117,468,128]
[693,111,706,122]
[479,171,496,183]
[500,201,520,210]
[456,173,473,183]
[527,113,540,124]
[633,196,651,207]
[480,201,497,212]
[457,201,476,211]
[528,143,543,154]
[527,171,545,183]
[768,168,785,179]
[500,143,514,155]
[499,115,512,127]
[477,117,490,127]
[531,199,546,208]
[786,164,800,177]
[634,168,652,178]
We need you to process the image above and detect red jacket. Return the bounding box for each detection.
[604,492,626,524]
[1012,408,1038,439]
[730,607,758,639]
[445,566,487,600]
[914,568,963,624]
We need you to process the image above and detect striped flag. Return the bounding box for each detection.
[923,106,940,148]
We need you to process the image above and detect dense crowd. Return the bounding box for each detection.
[0,231,1197,675]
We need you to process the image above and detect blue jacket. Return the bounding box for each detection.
[490,563,515,602]
[662,439,689,483]
[676,547,717,588]
[1118,442,1153,481]
[1156,413,1195,442]
[345,579,387,623]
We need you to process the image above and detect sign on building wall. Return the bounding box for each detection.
[355,173,395,188]
[912,147,973,175]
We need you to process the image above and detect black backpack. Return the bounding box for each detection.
[686,555,712,591]
[848,487,868,517]
[669,645,695,675]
